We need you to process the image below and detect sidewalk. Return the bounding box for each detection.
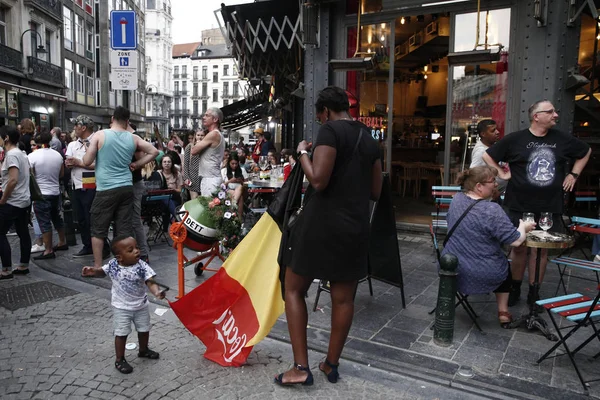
[0,252,485,399]
[25,231,598,399]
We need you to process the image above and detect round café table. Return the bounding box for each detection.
[511,231,574,340]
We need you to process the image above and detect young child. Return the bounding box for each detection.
[81,235,165,374]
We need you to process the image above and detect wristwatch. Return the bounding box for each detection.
[568,172,579,179]
[298,150,309,158]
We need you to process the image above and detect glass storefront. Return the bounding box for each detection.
[347,6,512,224]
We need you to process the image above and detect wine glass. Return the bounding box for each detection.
[539,212,553,236]
[523,212,536,224]
[258,156,268,179]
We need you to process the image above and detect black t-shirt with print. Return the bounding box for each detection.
[486,128,590,213]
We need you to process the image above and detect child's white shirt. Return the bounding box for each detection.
[102,259,156,311]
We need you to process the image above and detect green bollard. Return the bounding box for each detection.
[63,199,78,247]
[434,253,458,347]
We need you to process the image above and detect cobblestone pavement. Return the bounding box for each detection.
[0,269,486,400]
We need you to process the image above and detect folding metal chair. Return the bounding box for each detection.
[141,190,172,248]
[536,287,600,393]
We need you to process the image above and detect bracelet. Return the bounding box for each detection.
[298,150,309,158]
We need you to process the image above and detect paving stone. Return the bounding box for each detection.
[463,330,511,352]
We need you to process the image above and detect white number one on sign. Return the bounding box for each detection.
[120,17,127,44]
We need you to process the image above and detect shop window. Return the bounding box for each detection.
[45,29,52,63]
[86,70,94,97]
[65,59,75,101]
[30,23,39,58]
[0,7,6,45]
[75,15,84,56]
[86,23,94,59]
[76,64,85,94]
[453,9,511,52]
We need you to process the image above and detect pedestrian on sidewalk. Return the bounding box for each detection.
[81,235,165,374]
[274,86,383,386]
[0,126,31,278]
[65,115,103,258]
[483,100,591,307]
[29,131,68,260]
[82,106,158,270]
[192,108,225,197]
[183,129,204,199]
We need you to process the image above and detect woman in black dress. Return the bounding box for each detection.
[274,86,382,386]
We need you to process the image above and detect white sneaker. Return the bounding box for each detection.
[30,244,46,253]
[594,255,600,264]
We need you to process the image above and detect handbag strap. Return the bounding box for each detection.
[443,198,483,247]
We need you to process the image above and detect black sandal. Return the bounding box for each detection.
[115,358,133,374]
[319,359,340,383]
[274,363,314,386]
[138,348,160,359]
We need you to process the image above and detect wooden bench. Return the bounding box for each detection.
[550,256,600,296]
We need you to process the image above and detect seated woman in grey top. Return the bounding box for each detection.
[441,166,536,328]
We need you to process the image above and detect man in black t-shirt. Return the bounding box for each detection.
[483,100,591,307]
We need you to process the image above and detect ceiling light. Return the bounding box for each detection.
[424,74,428,79]
[381,23,386,29]
[424,65,428,72]
[400,17,405,24]
[380,34,385,41]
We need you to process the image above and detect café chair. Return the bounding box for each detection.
[141,187,173,248]
[536,288,600,394]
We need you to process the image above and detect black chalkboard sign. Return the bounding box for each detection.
[368,174,406,308]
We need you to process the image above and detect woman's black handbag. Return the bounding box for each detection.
[29,169,43,201]
[266,163,305,230]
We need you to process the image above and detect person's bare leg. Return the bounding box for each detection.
[56,227,67,247]
[528,248,548,284]
[115,335,127,361]
[496,293,509,313]
[234,187,244,220]
[278,267,313,383]
[41,232,53,256]
[510,246,527,280]
[91,237,105,268]
[321,280,358,376]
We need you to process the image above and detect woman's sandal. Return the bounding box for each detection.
[319,359,340,383]
[498,311,513,329]
[274,363,314,386]
[115,358,133,374]
[138,348,160,359]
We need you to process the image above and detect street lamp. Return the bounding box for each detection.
[20,29,47,56]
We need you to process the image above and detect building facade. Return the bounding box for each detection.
[144,0,173,137]
[0,0,66,130]
[170,39,245,132]
[62,0,97,126]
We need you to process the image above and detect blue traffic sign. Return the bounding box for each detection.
[119,57,129,66]
[110,10,137,50]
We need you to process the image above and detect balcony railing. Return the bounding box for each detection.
[173,74,180,78]
[192,76,199,82]
[27,56,63,86]
[222,93,236,99]
[180,73,188,78]
[200,94,210,100]
[174,90,188,97]
[24,0,62,22]
[0,43,23,72]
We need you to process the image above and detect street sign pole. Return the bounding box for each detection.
[110,10,138,110]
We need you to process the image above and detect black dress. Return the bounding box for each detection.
[286,120,380,281]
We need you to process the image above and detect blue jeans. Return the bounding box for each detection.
[0,204,31,269]
[33,195,64,234]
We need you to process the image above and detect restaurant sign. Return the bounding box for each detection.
[0,80,67,103]
[357,116,386,142]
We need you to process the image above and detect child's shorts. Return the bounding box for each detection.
[113,306,151,336]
